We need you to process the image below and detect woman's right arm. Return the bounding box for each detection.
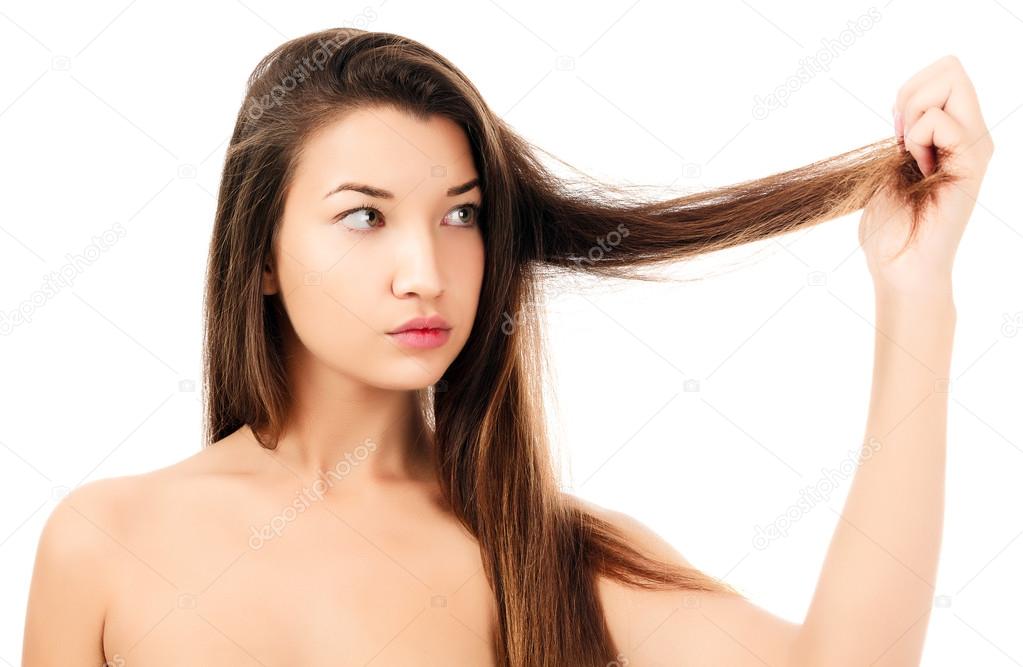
[22,481,113,666]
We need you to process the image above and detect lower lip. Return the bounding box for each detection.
[387,328,451,349]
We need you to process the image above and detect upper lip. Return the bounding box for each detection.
[388,315,451,334]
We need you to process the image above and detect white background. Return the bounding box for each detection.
[1,0,1020,664]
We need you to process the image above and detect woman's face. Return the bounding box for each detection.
[263,105,485,391]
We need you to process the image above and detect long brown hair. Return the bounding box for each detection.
[201,27,957,666]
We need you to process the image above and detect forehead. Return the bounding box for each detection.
[292,105,477,197]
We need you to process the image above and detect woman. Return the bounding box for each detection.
[22,28,993,666]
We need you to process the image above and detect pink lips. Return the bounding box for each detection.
[387,315,452,350]
[388,315,451,333]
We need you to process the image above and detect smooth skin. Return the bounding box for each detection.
[22,55,992,666]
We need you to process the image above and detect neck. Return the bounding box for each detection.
[265,394,432,483]
[244,339,436,491]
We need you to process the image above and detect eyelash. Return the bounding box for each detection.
[335,201,481,232]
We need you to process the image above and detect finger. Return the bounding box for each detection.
[897,57,984,141]
[903,107,966,177]
[896,55,957,101]
[894,55,958,111]
[902,74,982,144]
[895,55,973,120]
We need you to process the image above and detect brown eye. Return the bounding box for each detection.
[338,206,384,231]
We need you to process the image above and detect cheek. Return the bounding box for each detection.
[444,232,486,339]
[466,233,486,296]
[275,230,387,365]
[447,229,485,290]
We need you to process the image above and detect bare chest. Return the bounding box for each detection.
[100,495,498,666]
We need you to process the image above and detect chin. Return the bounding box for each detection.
[372,361,447,392]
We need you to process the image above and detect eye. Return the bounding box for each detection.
[334,202,481,232]
[444,203,480,227]
[336,204,384,232]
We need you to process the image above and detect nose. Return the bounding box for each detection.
[391,224,445,300]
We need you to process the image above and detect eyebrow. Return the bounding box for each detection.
[323,177,480,200]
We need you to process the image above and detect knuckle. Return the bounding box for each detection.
[942,54,962,69]
[903,104,923,128]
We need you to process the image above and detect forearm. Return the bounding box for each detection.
[790,287,956,667]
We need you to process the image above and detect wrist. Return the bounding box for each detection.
[874,281,956,315]
[870,265,954,305]
[873,290,956,379]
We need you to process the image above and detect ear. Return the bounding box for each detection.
[262,259,279,296]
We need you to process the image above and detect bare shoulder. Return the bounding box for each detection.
[568,494,801,666]
[32,472,152,579]
[53,471,152,523]
[22,472,150,665]
[32,428,283,570]
[41,444,225,539]
[569,494,693,566]
[30,469,164,587]
[23,425,265,661]
[22,437,249,664]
